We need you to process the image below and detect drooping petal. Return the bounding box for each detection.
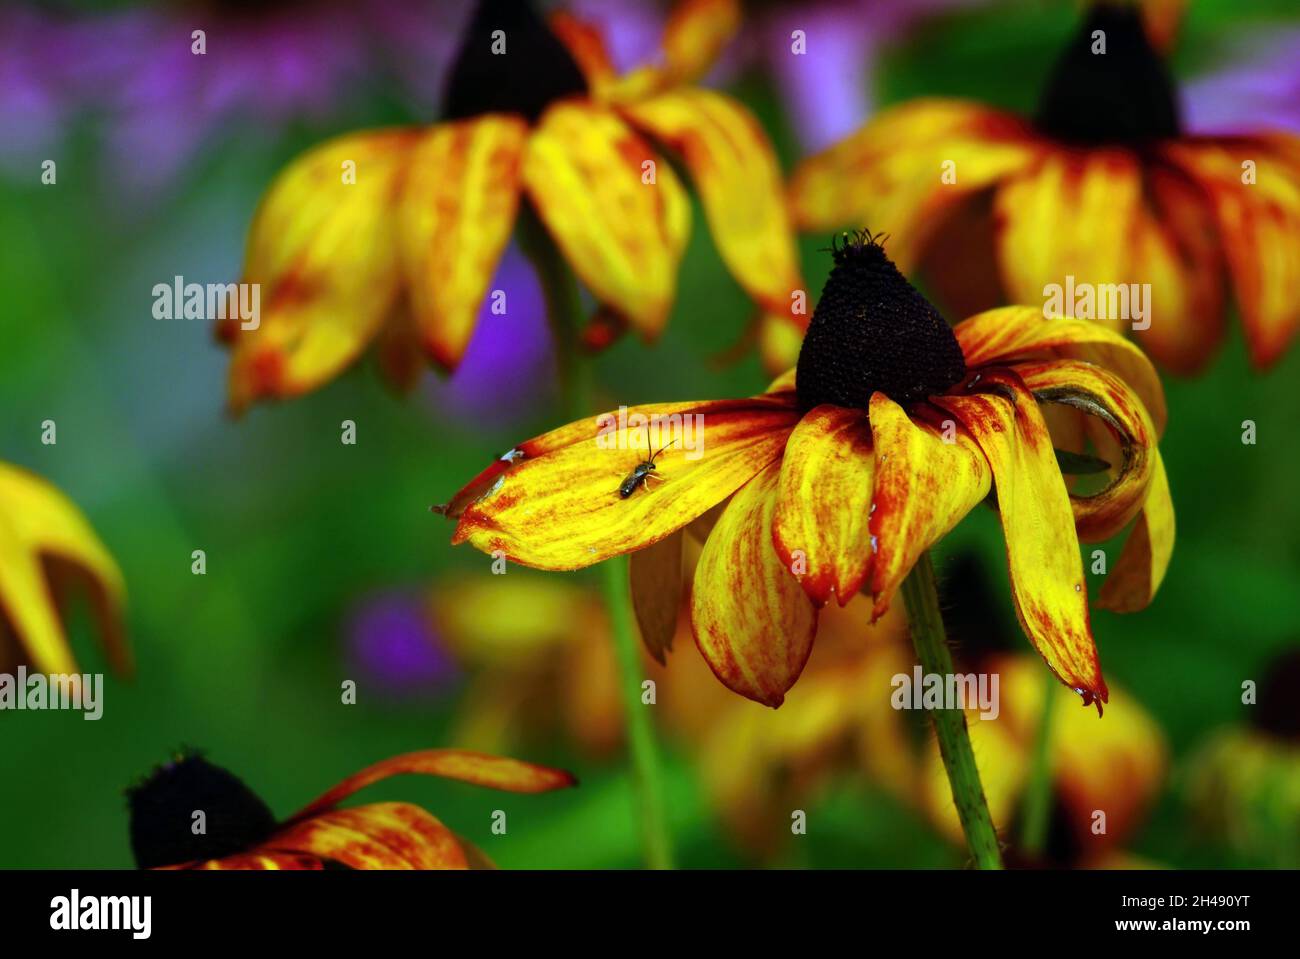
[997,148,1228,376]
[289,749,577,823]
[620,88,803,318]
[449,397,801,570]
[1014,359,1157,543]
[661,0,740,85]
[523,102,690,339]
[788,98,1039,272]
[771,405,875,606]
[399,115,527,370]
[548,10,618,94]
[954,306,1166,436]
[187,853,323,870]
[630,529,684,663]
[1098,448,1174,612]
[691,464,817,707]
[866,395,991,620]
[933,371,1108,710]
[267,803,468,870]
[226,128,418,411]
[0,464,128,674]
[1162,135,1300,368]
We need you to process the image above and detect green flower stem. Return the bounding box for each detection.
[602,554,675,870]
[900,552,1004,869]
[522,216,674,869]
[1019,671,1059,858]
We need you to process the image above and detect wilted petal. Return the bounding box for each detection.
[524,102,690,339]
[188,853,323,870]
[1163,135,1300,368]
[954,306,1166,436]
[788,98,1038,272]
[1015,358,1158,542]
[621,88,802,317]
[548,10,618,93]
[661,0,740,85]
[630,529,684,663]
[290,749,578,822]
[691,464,817,707]
[449,397,800,570]
[400,115,527,370]
[227,128,417,410]
[0,464,128,674]
[1098,449,1174,613]
[267,803,468,870]
[933,371,1108,710]
[866,394,991,620]
[771,405,874,606]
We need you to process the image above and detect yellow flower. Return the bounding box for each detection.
[0,463,128,675]
[789,2,1300,373]
[221,0,805,412]
[129,748,576,870]
[1186,650,1300,867]
[436,234,1173,710]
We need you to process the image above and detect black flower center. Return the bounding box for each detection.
[1253,648,1300,741]
[127,751,277,869]
[795,233,966,413]
[442,0,588,124]
[1034,3,1181,145]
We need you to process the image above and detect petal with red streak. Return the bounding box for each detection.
[1098,448,1174,613]
[400,116,527,370]
[621,88,802,317]
[267,804,468,870]
[691,464,817,707]
[771,405,875,606]
[450,398,800,570]
[227,128,417,411]
[524,102,689,339]
[866,394,992,619]
[933,372,1107,709]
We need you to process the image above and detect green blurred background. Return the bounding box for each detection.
[1,0,1297,868]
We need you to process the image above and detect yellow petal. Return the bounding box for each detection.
[630,529,684,663]
[954,305,1166,436]
[400,116,527,370]
[524,102,690,339]
[788,98,1038,272]
[548,10,618,94]
[661,0,740,85]
[771,405,874,606]
[996,147,1228,376]
[1098,448,1174,613]
[0,464,128,674]
[691,464,817,707]
[866,394,991,620]
[290,749,578,822]
[227,128,417,410]
[267,803,468,870]
[1163,136,1300,369]
[448,397,800,570]
[1015,358,1158,543]
[933,371,1108,710]
[184,853,323,870]
[621,88,802,317]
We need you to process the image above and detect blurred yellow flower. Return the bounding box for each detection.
[0,462,128,676]
[221,0,805,412]
[789,2,1300,373]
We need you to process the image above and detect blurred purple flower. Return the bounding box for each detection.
[422,244,557,431]
[347,590,459,698]
[0,0,465,190]
[1183,26,1300,135]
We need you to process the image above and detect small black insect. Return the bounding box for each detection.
[618,432,676,499]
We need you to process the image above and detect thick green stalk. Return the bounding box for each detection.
[521,217,674,869]
[900,552,1004,869]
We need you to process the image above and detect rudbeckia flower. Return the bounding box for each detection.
[1186,649,1300,868]
[127,748,576,870]
[788,1,1300,373]
[222,0,805,412]
[436,232,1174,711]
[0,463,129,675]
